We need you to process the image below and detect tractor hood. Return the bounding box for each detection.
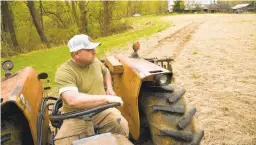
[1,67,47,145]
[1,67,40,104]
[2,69,26,104]
[115,54,172,80]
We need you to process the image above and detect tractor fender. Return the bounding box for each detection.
[1,67,49,145]
[109,54,172,140]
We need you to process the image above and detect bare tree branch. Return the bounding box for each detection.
[42,6,67,28]
[40,0,44,31]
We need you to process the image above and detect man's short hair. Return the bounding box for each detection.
[70,52,75,57]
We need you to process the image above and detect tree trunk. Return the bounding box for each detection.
[1,1,19,49]
[134,2,142,14]
[1,1,8,33]
[40,0,44,31]
[103,1,110,36]
[71,1,79,28]
[126,1,131,17]
[78,2,88,33]
[158,2,163,14]
[27,1,50,48]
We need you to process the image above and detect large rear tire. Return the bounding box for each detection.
[140,84,204,145]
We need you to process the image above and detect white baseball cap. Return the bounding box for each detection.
[68,34,101,52]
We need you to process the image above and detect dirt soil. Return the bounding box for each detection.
[108,14,256,145]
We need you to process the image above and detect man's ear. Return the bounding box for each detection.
[74,51,80,58]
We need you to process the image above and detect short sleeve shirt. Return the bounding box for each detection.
[55,58,108,112]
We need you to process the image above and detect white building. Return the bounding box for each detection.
[168,0,175,12]
[184,0,217,11]
[168,0,218,12]
[184,0,216,5]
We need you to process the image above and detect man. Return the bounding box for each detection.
[54,34,129,143]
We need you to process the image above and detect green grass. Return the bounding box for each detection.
[95,15,172,55]
[1,15,172,87]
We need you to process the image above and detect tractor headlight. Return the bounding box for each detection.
[154,74,171,86]
[2,60,14,71]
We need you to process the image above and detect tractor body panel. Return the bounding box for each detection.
[106,54,172,140]
[1,67,49,144]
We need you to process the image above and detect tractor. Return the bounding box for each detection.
[1,49,204,145]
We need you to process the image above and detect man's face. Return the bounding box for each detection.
[76,49,96,65]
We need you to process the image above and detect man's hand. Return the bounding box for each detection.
[106,88,116,96]
[106,95,123,106]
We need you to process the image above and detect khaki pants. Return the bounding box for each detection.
[54,108,129,145]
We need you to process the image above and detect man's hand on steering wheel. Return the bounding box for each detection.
[106,95,123,106]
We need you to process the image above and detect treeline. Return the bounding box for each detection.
[1,1,168,57]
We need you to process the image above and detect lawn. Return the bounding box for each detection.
[1,15,173,88]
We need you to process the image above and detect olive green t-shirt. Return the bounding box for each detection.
[55,58,108,113]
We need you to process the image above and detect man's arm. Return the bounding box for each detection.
[61,90,123,109]
[104,70,116,95]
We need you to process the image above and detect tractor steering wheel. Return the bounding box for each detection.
[50,98,121,128]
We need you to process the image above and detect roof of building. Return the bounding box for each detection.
[232,4,250,10]
[206,4,231,10]
[208,4,222,10]
[220,4,231,9]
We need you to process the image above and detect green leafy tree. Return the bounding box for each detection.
[174,0,184,12]
[1,1,171,56]
[1,1,19,49]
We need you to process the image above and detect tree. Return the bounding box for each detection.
[126,1,131,17]
[1,1,19,49]
[78,1,89,33]
[2,1,174,56]
[27,1,50,47]
[133,1,142,14]
[103,1,112,36]
[39,0,44,31]
[158,1,168,14]
[174,1,185,12]
[71,1,79,27]
[42,3,68,28]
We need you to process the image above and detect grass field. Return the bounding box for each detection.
[1,15,172,87]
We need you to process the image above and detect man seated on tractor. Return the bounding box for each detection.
[54,34,129,143]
